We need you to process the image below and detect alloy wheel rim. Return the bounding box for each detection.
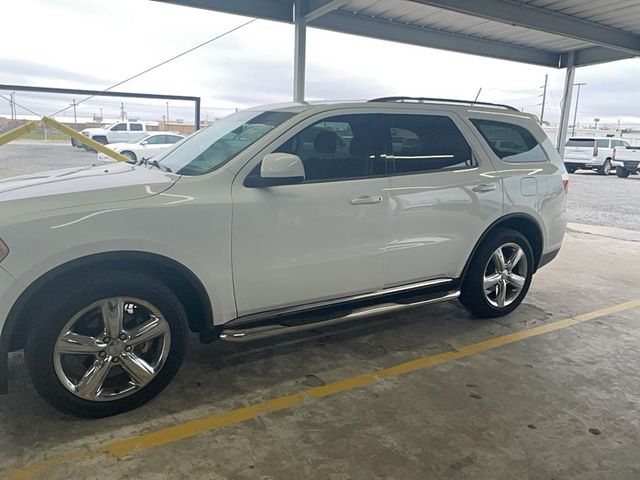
[482,243,528,308]
[53,297,171,402]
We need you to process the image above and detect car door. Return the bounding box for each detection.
[382,111,502,287]
[231,112,390,317]
[140,134,167,158]
[110,122,128,143]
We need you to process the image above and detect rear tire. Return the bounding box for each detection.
[25,272,188,418]
[460,227,534,318]
[598,159,612,175]
[616,167,630,178]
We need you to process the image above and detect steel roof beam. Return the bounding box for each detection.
[153,0,293,22]
[313,11,560,67]
[413,0,640,55]
[563,46,636,67]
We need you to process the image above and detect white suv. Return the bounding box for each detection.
[0,98,568,417]
[563,136,632,175]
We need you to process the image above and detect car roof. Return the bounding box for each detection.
[259,99,538,121]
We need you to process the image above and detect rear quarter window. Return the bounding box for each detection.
[472,119,548,163]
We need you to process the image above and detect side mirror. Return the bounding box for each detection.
[246,153,305,187]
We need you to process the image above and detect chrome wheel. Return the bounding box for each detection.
[483,243,528,308]
[53,297,171,402]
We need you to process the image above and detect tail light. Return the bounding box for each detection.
[562,172,570,194]
[613,148,616,160]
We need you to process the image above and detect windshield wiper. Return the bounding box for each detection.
[150,160,172,172]
[136,157,172,172]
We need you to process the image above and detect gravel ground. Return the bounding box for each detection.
[566,170,640,232]
[1,142,638,231]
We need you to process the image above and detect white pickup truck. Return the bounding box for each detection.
[613,145,640,178]
[72,121,147,149]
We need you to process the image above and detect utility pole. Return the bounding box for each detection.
[71,99,77,127]
[10,92,16,121]
[120,102,125,121]
[539,74,548,125]
[166,101,169,127]
[571,82,586,136]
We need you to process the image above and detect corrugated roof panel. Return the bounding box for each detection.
[519,0,640,35]
[340,1,593,52]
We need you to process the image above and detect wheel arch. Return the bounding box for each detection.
[460,213,544,282]
[2,251,215,355]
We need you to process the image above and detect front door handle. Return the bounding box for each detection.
[472,183,497,193]
[350,195,383,205]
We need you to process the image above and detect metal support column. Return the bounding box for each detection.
[194,97,201,130]
[556,52,576,159]
[293,0,307,102]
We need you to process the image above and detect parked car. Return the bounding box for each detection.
[77,121,148,149]
[563,136,632,175]
[613,144,640,178]
[97,132,185,163]
[0,97,568,417]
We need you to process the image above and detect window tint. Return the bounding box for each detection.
[566,138,595,147]
[166,135,183,144]
[130,123,144,131]
[273,114,384,182]
[472,119,547,163]
[385,115,475,174]
[622,141,631,148]
[145,135,165,145]
[596,139,609,148]
[112,123,127,131]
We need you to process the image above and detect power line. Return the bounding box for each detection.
[0,18,257,121]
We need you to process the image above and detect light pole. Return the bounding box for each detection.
[571,82,586,136]
[166,102,169,128]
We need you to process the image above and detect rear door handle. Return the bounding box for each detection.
[472,183,497,193]
[350,195,383,205]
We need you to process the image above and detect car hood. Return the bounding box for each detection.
[0,163,178,219]
[81,127,108,134]
[103,142,135,151]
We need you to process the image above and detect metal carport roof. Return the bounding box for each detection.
[154,0,640,153]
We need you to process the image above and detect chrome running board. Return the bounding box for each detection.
[219,290,460,343]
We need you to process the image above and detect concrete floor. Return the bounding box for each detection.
[1,227,639,479]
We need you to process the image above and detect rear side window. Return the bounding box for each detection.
[566,138,594,147]
[596,139,609,148]
[385,114,475,174]
[472,119,548,163]
[130,123,144,131]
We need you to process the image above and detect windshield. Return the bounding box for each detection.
[157,110,296,175]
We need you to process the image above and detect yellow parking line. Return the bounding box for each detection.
[6,299,640,479]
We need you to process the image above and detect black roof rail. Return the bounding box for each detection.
[368,96,519,112]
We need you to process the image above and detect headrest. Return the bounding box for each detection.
[314,130,339,154]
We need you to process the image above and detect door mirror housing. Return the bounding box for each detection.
[246,153,305,187]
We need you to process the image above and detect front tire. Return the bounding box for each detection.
[121,150,137,163]
[460,227,534,318]
[25,272,187,418]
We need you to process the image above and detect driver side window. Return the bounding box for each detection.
[112,123,127,131]
[273,114,385,183]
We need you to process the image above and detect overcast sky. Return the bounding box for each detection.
[1,0,639,127]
